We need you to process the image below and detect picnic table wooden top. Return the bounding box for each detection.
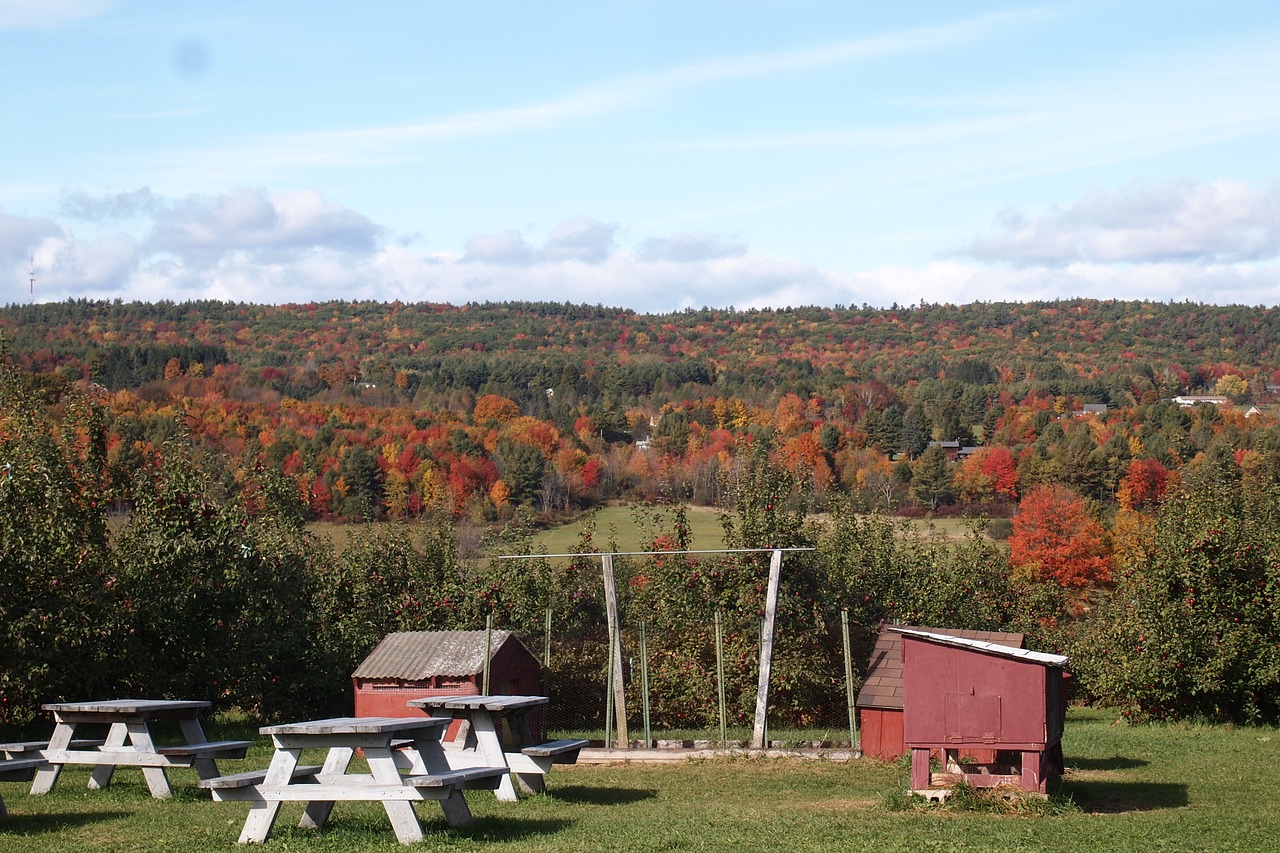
[260,716,452,736]
[41,699,210,716]
[406,694,548,713]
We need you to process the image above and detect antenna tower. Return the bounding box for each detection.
[29,254,35,304]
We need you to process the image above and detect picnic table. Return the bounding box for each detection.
[406,694,587,801]
[200,715,506,845]
[23,699,249,799]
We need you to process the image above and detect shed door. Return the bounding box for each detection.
[945,693,1001,742]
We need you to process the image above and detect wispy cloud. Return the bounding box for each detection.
[146,9,1045,178]
[0,0,116,30]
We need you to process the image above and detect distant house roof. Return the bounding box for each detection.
[855,624,1025,711]
[1073,403,1108,416]
[352,630,531,680]
[1173,395,1231,407]
[890,627,1069,668]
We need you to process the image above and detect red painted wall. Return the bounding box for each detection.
[902,636,1062,751]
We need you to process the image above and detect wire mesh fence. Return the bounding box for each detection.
[497,548,864,749]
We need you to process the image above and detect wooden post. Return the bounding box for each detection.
[640,621,652,749]
[751,549,783,749]
[715,610,727,748]
[483,614,493,695]
[544,607,552,668]
[600,553,629,747]
[842,608,859,755]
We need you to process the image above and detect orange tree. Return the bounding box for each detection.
[1009,484,1112,588]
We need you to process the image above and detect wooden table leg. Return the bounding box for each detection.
[508,710,545,795]
[28,721,74,795]
[366,747,426,843]
[124,721,174,798]
[87,722,129,791]
[239,747,300,844]
[472,709,517,802]
[411,736,475,828]
[299,746,353,830]
[178,717,220,781]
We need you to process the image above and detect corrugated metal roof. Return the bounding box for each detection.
[892,627,1070,667]
[856,624,1026,711]
[352,630,525,680]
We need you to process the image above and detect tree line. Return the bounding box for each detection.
[3,358,1277,729]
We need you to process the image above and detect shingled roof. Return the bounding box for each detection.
[352,630,530,680]
[855,624,1025,711]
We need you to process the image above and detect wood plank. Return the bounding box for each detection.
[157,739,251,758]
[260,716,449,736]
[46,749,206,768]
[198,764,323,789]
[0,757,47,783]
[403,767,505,789]
[43,700,208,715]
[0,739,105,756]
[521,738,588,759]
[215,783,457,802]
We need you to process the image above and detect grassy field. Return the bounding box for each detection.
[526,505,730,555]
[2,708,1277,851]
[308,506,991,557]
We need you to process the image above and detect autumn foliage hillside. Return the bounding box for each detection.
[3,298,1280,727]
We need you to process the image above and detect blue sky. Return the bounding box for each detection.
[3,0,1280,312]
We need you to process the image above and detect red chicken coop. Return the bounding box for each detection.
[894,627,1069,795]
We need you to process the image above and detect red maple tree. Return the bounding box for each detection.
[1009,484,1112,588]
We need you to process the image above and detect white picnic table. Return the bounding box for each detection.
[24,699,249,799]
[201,715,506,845]
[405,694,587,801]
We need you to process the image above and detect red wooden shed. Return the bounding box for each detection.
[855,624,1025,760]
[895,627,1068,795]
[352,630,543,736]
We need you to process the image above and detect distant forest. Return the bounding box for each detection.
[3,297,1278,522]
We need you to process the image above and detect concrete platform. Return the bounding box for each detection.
[577,746,856,763]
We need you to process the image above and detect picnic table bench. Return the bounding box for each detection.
[0,757,46,819]
[405,694,588,800]
[200,716,507,845]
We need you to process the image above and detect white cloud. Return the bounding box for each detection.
[1,210,64,262]
[15,184,1280,312]
[144,188,381,266]
[463,217,617,266]
[965,178,1280,266]
[542,216,617,264]
[0,0,116,29]
[60,188,163,221]
[637,232,747,262]
[463,229,534,265]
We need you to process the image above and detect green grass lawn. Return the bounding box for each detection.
[527,505,730,555]
[3,708,1278,851]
